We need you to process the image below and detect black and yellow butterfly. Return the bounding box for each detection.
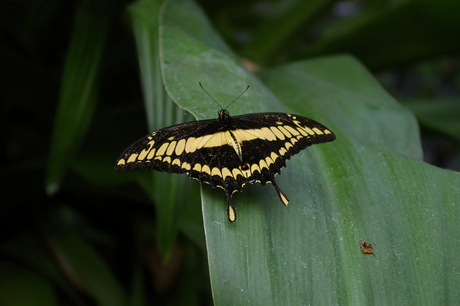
[115,87,335,222]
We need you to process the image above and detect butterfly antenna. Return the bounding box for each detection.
[199,82,250,110]
[224,85,250,110]
[199,82,224,109]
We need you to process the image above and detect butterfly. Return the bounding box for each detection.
[115,85,336,221]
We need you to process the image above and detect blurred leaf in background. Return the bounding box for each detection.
[2,0,459,305]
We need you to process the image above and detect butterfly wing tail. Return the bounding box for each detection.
[271,178,289,206]
[226,192,236,222]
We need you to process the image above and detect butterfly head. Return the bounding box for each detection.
[199,82,249,125]
[218,109,231,124]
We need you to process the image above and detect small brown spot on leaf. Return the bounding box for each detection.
[360,239,375,256]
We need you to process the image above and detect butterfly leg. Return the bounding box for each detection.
[226,192,236,222]
[271,178,289,206]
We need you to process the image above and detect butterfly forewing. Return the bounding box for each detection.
[231,113,335,183]
[115,119,217,173]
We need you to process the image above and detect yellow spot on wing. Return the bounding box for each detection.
[270,126,285,140]
[312,127,324,135]
[259,159,268,170]
[166,141,176,156]
[196,134,214,149]
[232,129,254,142]
[279,147,287,156]
[232,168,243,179]
[127,154,138,163]
[251,164,260,173]
[190,137,202,152]
[222,168,232,180]
[193,164,201,171]
[259,127,277,141]
[202,165,211,175]
[297,127,309,136]
[117,159,125,166]
[172,158,181,166]
[278,126,292,138]
[175,139,186,155]
[212,167,221,177]
[138,140,155,160]
[181,162,191,170]
[284,126,300,136]
[285,142,293,150]
[185,137,196,153]
[302,127,315,135]
[324,129,332,135]
[163,156,171,163]
[147,148,156,160]
[238,127,276,141]
[293,120,314,135]
[157,143,169,156]
[265,156,274,167]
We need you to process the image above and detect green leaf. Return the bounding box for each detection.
[128,0,199,261]
[45,0,110,195]
[260,56,423,160]
[159,0,460,304]
[160,0,280,118]
[403,98,460,141]
[305,0,460,70]
[129,0,168,132]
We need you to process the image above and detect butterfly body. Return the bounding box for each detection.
[115,109,335,221]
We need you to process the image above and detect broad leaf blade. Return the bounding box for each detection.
[159,0,460,304]
[129,0,197,260]
[260,56,423,160]
[159,0,280,119]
